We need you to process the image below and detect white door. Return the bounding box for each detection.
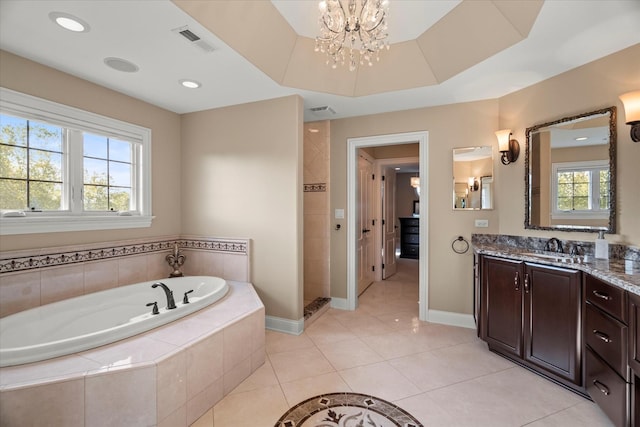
[357,154,374,296]
[382,168,397,278]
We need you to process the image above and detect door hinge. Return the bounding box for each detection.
[382,263,385,269]
[381,175,385,181]
[372,265,375,272]
[382,219,385,225]
[372,219,375,226]
[372,174,375,180]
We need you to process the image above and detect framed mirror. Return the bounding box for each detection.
[453,146,493,210]
[525,107,616,233]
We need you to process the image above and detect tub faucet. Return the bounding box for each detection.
[152,282,177,310]
[544,237,564,253]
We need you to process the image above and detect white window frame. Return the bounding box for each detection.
[551,160,609,220]
[0,88,153,235]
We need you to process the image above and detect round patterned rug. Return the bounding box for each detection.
[275,392,423,427]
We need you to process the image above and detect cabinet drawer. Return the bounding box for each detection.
[586,275,627,323]
[403,226,419,234]
[404,234,420,244]
[402,218,419,227]
[585,302,628,379]
[586,348,629,427]
[402,245,419,256]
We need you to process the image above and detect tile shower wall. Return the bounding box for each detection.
[304,121,330,303]
[0,236,250,318]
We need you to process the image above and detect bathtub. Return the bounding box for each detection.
[0,276,229,367]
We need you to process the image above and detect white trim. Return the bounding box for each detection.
[265,315,304,335]
[330,297,349,310]
[347,131,429,321]
[0,215,154,235]
[427,309,476,329]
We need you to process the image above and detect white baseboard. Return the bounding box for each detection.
[330,297,349,310]
[265,315,304,335]
[428,309,476,329]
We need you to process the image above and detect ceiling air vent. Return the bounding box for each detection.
[172,26,215,53]
[308,106,336,118]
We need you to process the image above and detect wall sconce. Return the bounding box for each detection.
[619,90,640,142]
[468,177,479,192]
[495,129,520,165]
[410,176,420,188]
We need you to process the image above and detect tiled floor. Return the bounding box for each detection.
[192,258,614,427]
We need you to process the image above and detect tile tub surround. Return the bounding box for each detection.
[472,233,640,294]
[0,281,265,427]
[0,235,250,318]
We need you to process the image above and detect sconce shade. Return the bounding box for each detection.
[468,177,479,191]
[410,177,420,188]
[495,129,512,152]
[620,90,640,142]
[495,129,520,165]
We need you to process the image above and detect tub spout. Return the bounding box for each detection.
[152,282,177,309]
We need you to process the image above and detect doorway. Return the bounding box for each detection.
[346,131,429,321]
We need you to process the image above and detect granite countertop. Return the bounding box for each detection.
[473,242,640,296]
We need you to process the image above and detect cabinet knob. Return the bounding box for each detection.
[524,273,530,294]
[592,329,612,343]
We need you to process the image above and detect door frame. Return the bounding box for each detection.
[347,131,429,321]
[374,156,419,282]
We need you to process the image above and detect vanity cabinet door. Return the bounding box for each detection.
[524,263,582,386]
[481,256,523,358]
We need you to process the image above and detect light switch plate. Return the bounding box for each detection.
[475,219,489,228]
[335,209,345,219]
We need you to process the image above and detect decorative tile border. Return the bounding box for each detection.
[304,183,326,192]
[0,237,248,274]
[303,297,331,320]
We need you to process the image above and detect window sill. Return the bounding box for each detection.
[0,215,154,235]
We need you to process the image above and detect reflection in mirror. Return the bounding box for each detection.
[525,107,616,233]
[453,146,493,210]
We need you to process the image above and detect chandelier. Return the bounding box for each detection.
[315,0,390,71]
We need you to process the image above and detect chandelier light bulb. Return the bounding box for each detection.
[315,0,390,71]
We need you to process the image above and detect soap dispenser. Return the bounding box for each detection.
[594,230,609,260]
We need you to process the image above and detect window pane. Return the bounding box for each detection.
[557,197,572,211]
[573,182,589,198]
[83,185,108,211]
[29,122,63,152]
[109,161,131,187]
[84,158,108,185]
[1,114,27,147]
[0,145,27,179]
[110,187,131,211]
[83,133,108,158]
[29,150,63,181]
[109,139,131,162]
[30,181,62,210]
[573,196,589,210]
[0,178,27,209]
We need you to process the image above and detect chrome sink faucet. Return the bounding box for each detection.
[152,282,177,310]
[544,237,564,253]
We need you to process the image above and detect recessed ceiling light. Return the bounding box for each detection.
[49,12,90,32]
[308,128,320,133]
[104,57,139,73]
[180,79,201,89]
[394,167,401,170]
[575,137,588,141]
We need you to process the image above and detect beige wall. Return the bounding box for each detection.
[180,96,304,321]
[498,43,640,244]
[0,50,182,251]
[330,100,501,314]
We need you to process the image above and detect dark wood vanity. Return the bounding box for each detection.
[399,217,419,259]
[476,251,639,427]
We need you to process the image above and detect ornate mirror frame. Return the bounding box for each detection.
[524,106,617,233]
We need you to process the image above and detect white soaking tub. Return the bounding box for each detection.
[0,276,229,367]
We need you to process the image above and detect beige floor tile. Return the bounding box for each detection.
[304,315,359,346]
[360,330,430,359]
[317,337,384,370]
[213,384,288,427]
[189,408,212,427]
[268,346,335,383]
[280,372,352,408]
[229,359,279,395]
[426,366,584,426]
[524,400,614,427]
[338,361,421,402]
[265,329,315,355]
